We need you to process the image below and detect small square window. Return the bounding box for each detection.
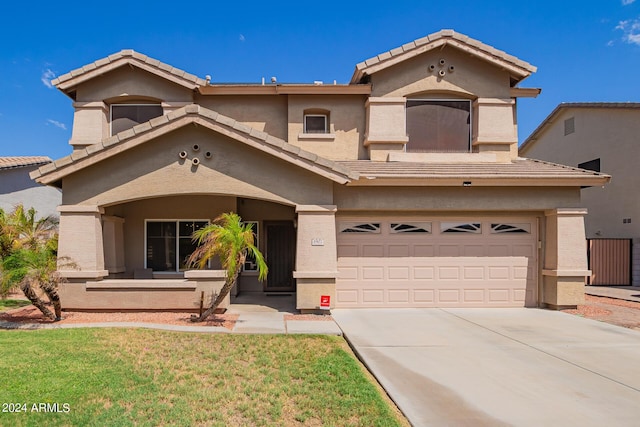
[304,114,328,133]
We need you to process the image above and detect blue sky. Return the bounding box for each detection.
[1,0,639,159]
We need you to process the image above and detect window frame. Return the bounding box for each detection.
[144,219,209,273]
[303,113,329,134]
[110,103,164,136]
[405,98,472,153]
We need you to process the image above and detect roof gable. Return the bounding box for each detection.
[520,102,640,154]
[31,105,358,185]
[52,50,207,96]
[351,29,536,85]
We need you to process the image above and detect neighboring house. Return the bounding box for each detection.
[31,30,609,312]
[0,156,61,218]
[520,103,640,286]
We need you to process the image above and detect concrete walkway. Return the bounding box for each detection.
[585,285,640,303]
[333,308,640,427]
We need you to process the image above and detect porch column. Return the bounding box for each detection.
[293,205,338,311]
[103,215,125,274]
[57,205,108,280]
[542,208,590,309]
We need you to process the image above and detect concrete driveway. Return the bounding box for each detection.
[332,308,640,426]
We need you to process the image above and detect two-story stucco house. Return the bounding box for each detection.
[1,156,61,218]
[31,30,609,312]
[520,103,640,286]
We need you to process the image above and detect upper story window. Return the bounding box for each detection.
[111,104,163,135]
[303,108,330,134]
[304,114,328,133]
[406,99,471,152]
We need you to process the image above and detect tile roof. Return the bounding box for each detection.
[351,29,536,84]
[338,158,610,185]
[520,102,640,153]
[31,105,358,185]
[0,156,52,170]
[51,50,207,93]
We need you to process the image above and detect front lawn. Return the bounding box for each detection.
[0,329,407,426]
[0,299,30,312]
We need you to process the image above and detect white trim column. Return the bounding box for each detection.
[57,205,108,280]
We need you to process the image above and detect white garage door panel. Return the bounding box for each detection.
[336,257,530,308]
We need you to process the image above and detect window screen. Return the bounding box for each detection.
[111,104,163,135]
[406,100,471,152]
[304,114,328,133]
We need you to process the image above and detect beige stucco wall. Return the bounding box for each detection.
[370,45,511,99]
[70,67,194,149]
[61,125,335,207]
[333,186,581,211]
[521,108,640,239]
[287,95,367,160]
[365,46,518,160]
[197,95,288,141]
[75,66,194,103]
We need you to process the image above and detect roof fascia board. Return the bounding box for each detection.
[346,176,610,187]
[198,84,372,96]
[510,87,541,98]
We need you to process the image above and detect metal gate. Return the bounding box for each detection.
[587,239,632,286]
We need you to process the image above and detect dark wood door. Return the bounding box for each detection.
[264,221,296,291]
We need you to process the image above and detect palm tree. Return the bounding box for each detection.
[0,205,62,320]
[187,212,267,322]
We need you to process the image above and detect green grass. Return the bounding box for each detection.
[0,299,30,312]
[0,329,408,426]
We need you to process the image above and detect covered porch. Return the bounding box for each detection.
[56,196,339,312]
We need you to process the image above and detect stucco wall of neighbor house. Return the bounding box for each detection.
[197,95,289,141]
[287,94,367,160]
[60,125,335,208]
[0,166,61,218]
[521,107,640,239]
[333,186,581,211]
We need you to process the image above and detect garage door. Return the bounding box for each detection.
[336,218,537,308]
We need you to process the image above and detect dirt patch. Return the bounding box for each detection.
[562,294,640,330]
[283,313,334,321]
[0,305,238,330]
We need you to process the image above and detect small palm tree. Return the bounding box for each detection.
[187,212,267,322]
[0,205,63,321]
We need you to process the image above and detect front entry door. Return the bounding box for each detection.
[264,221,296,291]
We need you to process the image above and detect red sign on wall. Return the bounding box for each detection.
[320,295,331,308]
